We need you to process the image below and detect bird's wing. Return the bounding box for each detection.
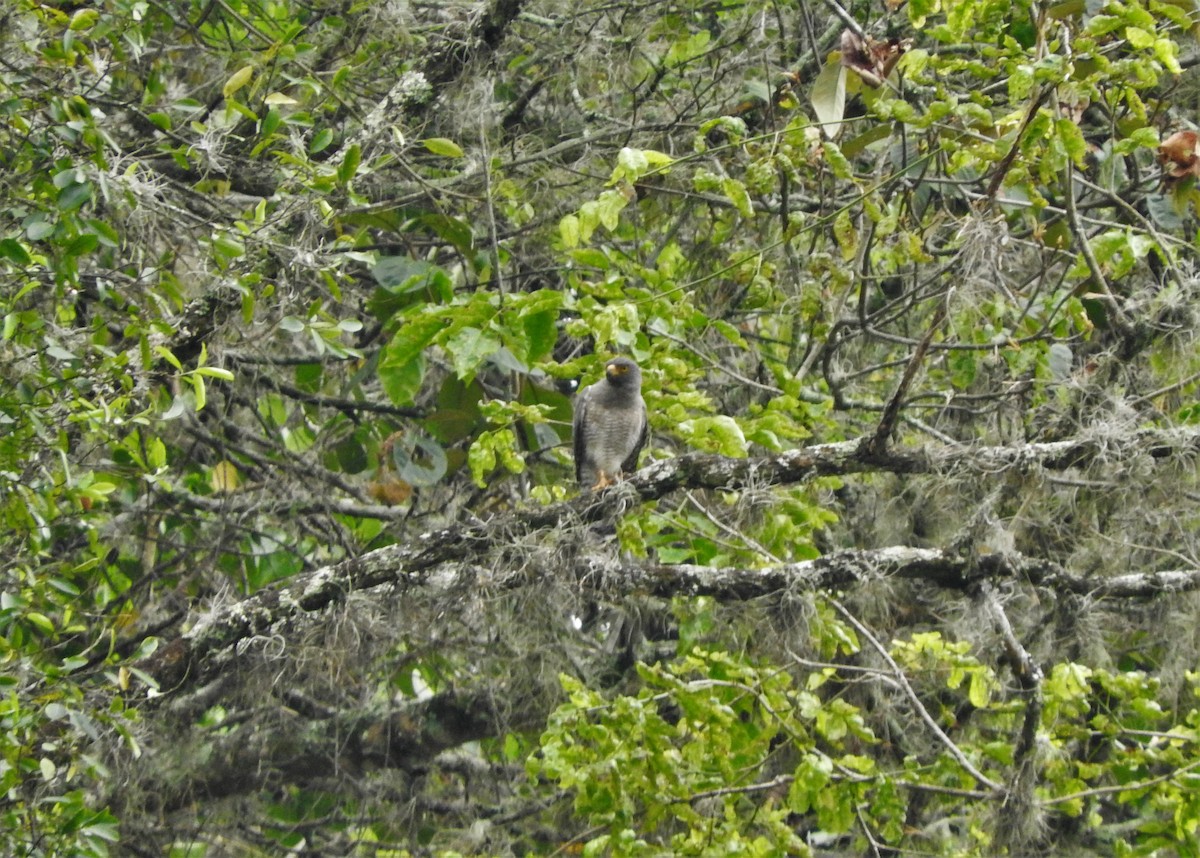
[572,384,592,483]
[621,398,649,475]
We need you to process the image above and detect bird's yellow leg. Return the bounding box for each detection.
[591,471,615,491]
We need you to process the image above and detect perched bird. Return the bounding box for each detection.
[573,357,648,490]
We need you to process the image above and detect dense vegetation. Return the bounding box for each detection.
[4,0,1200,854]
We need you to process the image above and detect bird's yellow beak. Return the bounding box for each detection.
[606,362,628,379]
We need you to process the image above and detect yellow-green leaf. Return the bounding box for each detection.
[223,65,255,99]
[195,366,235,381]
[422,137,464,158]
[210,460,240,493]
[722,177,754,218]
[192,374,207,410]
[969,670,991,708]
[69,8,99,30]
[560,214,581,248]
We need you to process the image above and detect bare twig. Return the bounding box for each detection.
[828,597,1005,794]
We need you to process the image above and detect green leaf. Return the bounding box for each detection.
[422,137,464,158]
[1154,37,1182,74]
[195,366,235,381]
[69,8,99,29]
[86,218,120,247]
[310,128,333,153]
[378,312,445,404]
[1124,26,1154,49]
[595,188,628,231]
[722,177,754,218]
[372,256,441,293]
[211,234,244,259]
[64,233,98,256]
[678,416,748,457]
[523,310,557,362]
[907,0,939,28]
[446,325,501,380]
[26,612,55,634]
[811,59,847,138]
[57,181,93,211]
[823,141,854,180]
[0,238,31,266]
[468,431,498,487]
[192,373,207,410]
[261,107,282,136]
[383,311,447,369]
[148,436,167,469]
[1056,118,1087,165]
[612,146,649,183]
[338,143,361,184]
[26,218,54,240]
[969,670,991,708]
[223,65,255,99]
[154,345,183,370]
[560,214,581,248]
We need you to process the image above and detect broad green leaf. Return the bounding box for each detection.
[1124,26,1154,49]
[446,325,501,380]
[310,128,333,153]
[1155,37,1182,74]
[969,670,991,708]
[0,238,31,266]
[223,65,255,99]
[908,0,939,27]
[422,137,464,158]
[679,416,748,457]
[57,181,93,211]
[611,146,649,183]
[823,141,854,180]
[811,59,846,138]
[379,314,445,402]
[722,177,754,218]
[154,345,182,370]
[523,310,557,362]
[26,612,55,634]
[338,143,361,184]
[372,256,441,293]
[87,219,120,247]
[560,214,581,248]
[595,188,628,232]
[69,8,99,29]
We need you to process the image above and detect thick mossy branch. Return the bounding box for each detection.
[136,426,1200,695]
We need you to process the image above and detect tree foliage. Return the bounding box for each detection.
[4,0,1200,854]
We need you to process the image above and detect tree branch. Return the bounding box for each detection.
[135,425,1200,694]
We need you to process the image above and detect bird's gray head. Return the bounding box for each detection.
[603,357,642,389]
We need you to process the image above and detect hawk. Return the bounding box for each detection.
[573,357,648,490]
